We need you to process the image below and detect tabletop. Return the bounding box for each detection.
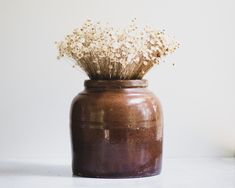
[0,158,234,188]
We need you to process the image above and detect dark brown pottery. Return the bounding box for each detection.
[70,79,163,178]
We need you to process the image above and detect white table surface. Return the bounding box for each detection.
[0,158,234,188]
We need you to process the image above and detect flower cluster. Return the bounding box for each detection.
[57,19,179,80]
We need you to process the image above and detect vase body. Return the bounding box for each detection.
[70,80,163,178]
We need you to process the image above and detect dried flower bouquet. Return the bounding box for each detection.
[57,19,179,80]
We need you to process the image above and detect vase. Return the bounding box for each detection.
[70,79,163,178]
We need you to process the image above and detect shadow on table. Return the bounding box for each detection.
[0,161,72,177]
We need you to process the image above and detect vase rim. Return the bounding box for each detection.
[84,79,148,89]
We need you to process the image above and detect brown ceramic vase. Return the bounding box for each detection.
[70,79,163,178]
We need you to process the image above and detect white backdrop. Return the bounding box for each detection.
[0,0,234,161]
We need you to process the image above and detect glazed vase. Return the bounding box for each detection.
[70,79,163,178]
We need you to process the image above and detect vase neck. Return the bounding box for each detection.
[84,80,148,89]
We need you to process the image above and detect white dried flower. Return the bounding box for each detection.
[57,19,179,80]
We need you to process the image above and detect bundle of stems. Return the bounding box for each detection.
[57,19,179,80]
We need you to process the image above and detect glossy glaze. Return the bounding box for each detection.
[70,80,163,178]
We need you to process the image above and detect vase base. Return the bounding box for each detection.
[72,170,161,179]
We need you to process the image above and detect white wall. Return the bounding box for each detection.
[0,0,234,160]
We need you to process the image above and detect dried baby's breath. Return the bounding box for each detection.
[57,19,179,80]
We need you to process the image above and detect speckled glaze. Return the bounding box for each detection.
[70,80,163,178]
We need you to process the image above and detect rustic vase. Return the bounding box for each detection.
[70,79,163,178]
